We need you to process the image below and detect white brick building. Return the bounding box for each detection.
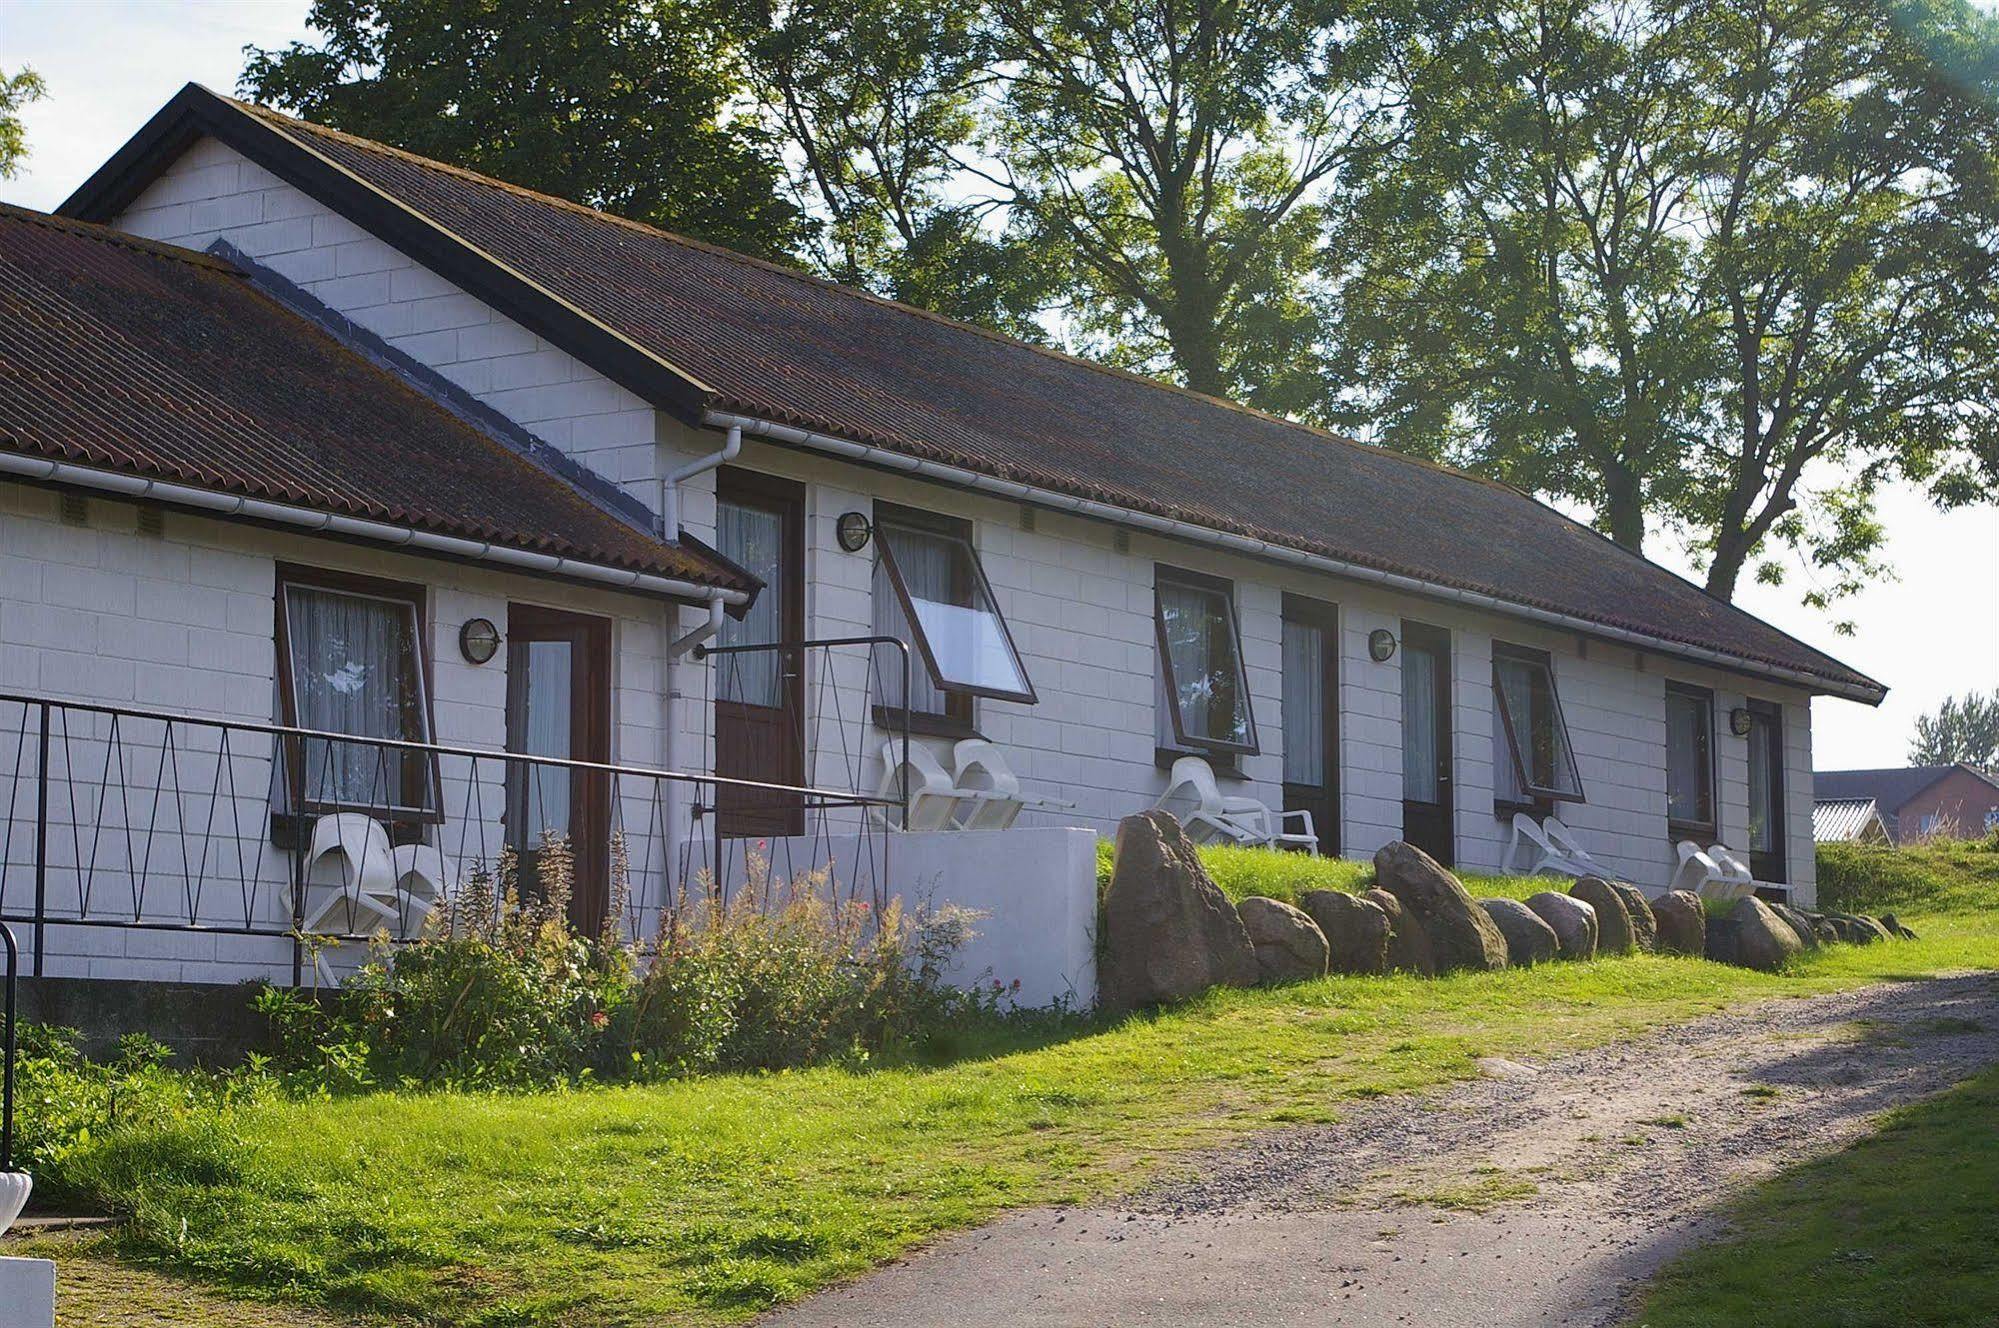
[0,85,1882,990]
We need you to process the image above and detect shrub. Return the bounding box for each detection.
[257,843,997,1090]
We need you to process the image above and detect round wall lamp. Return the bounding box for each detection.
[459,617,501,665]
[836,510,873,553]
[1728,706,1754,737]
[1368,628,1398,662]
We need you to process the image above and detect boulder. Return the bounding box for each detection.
[1705,897,1802,972]
[1298,890,1391,975]
[1767,902,1821,950]
[1570,877,1636,955]
[1373,842,1509,972]
[1650,890,1706,956]
[1099,811,1259,1012]
[1791,909,1841,946]
[1825,912,1893,945]
[1480,898,1559,965]
[1525,891,1599,960]
[1607,881,1659,953]
[1880,912,1918,941]
[1237,896,1331,985]
[1364,887,1436,975]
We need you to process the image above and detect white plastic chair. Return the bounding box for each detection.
[949,739,1076,830]
[1670,840,1755,900]
[300,813,401,936]
[875,740,971,831]
[1505,813,1612,878]
[387,842,452,934]
[1153,755,1318,852]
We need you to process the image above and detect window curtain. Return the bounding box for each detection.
[1747,713,1778,852]
[286,585,423,808]
[1282,621,1324,786]
[1666,690,1712,826]
[509,639,573,843]
[717,500,783,706]
[1402,645,1439,802]
[1493,652,1582,800]
[874,523,954,716]
[1159,580,1247,752]
[1492,692,1523,804]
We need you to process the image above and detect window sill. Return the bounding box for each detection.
[872,706,981,742]
[1668,820,1717,843]
[1156,747,1247,780]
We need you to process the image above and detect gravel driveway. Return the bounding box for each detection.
[763,972,1999,1328]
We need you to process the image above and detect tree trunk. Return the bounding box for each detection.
[1158,299,1227,398]
[1601,463,1646,554]
[1703,529,1751,602]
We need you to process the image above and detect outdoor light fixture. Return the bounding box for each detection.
[1729,706,1754,737]
[459,617,501,665]
[1369,628,1398,662]
[836,510,873,552]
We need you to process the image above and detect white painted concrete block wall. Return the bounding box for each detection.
[116,137,662,494]
[657,432,1822,895]
[1,482,681,981]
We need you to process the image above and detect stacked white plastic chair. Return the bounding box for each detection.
[1671,841,1757,900]
[874,738,1078,831]
[300,813,452,938]
[1152,755,1318,852]
[1505,813,1614,879]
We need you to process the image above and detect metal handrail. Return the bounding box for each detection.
[0,689,893,805]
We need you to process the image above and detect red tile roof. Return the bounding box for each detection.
[62,86,1881,698]
[0,203,754,598]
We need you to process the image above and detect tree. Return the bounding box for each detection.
[1340,0,1999,603]
[1,65,48,181]
[1910,691,1999,770]
[977,0,1408,411]
[241,0,806,260]
[734,0,1058,334]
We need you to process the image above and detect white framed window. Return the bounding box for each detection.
[1493,644,1583,804]
[277,568,438,816]
[873,505,1035,732]
[1155,566,1258,756]
[1665,682,1716,833]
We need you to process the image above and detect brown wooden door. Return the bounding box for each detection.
[1400,620,1454,866]
[714,469,806,837]
[1281,595,1340,854]
[505,604,612,933]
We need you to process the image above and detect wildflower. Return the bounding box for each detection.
[589,1010,609,1029]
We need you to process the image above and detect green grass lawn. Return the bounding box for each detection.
[1632,1062,1999,1327]
[30,838,1999,1326]
[44,916,1997,1326]
[1096,838,1570,904]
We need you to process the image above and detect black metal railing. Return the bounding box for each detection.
[690,634,912,918]
[0,684,901,985]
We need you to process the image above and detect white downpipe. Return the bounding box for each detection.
[0,451,751,608]
[653,418,740,907]
[699,409,1884,705]
[659,423,740,539]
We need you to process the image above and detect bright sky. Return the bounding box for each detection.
[4,0,1995,770]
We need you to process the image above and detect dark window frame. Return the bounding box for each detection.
[1491,642,1585,807]
[1153,563,1260,759]
[274,563,441,823]
[1665,681,1717,839]
[870,503,1033,740]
